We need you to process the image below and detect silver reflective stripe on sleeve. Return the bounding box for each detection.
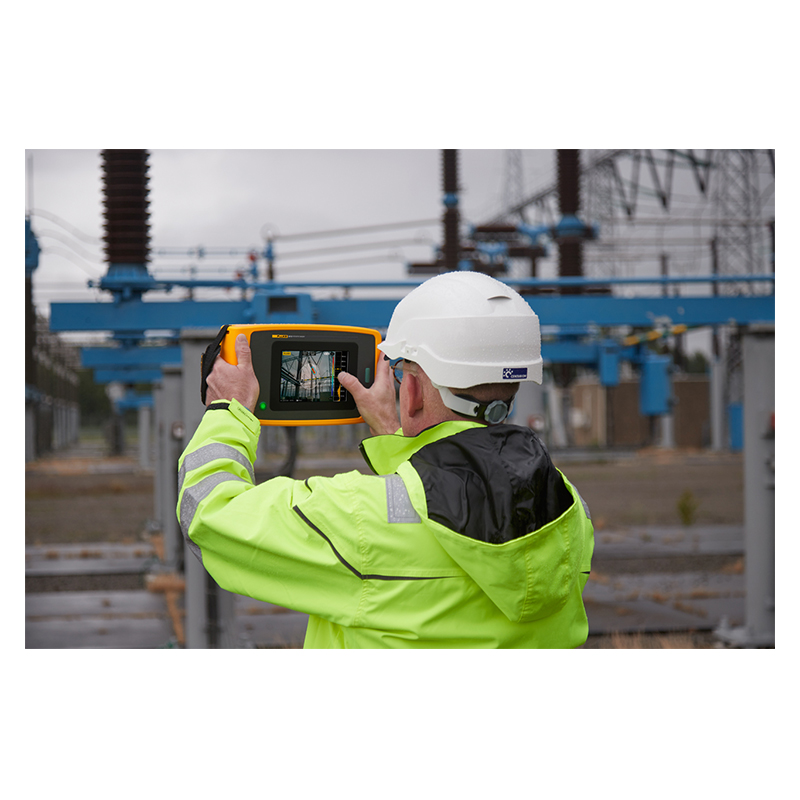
[384,474,421,524]
[576,490,591,521]
[185,535,204,565]
[178,443,254,492]
[180,472,249,544]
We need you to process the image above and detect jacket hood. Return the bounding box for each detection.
[366,423,592,623]
[427,479,592,623]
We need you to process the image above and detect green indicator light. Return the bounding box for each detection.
[365,367,371,383]
[259,402,267,410]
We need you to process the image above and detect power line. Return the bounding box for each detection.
[153,253,408,279]
[275,237,435,260]
[601,216,773,227]
[39,245,103,278]
[591,238,745,247]
[266,217,440,242]
[30,208,103,244]
[38,229,104,263]
[276,254,407,275]
[152,236,435,260]
[33,282,102,290]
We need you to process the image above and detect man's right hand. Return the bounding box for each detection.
[337,355,400,436]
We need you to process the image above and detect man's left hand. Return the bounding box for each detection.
[205,334,260,413]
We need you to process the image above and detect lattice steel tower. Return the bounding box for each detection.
[712,149,773,293]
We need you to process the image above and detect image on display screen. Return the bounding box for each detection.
[279,350,349,403]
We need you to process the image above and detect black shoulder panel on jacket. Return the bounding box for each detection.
[410,425,574,544]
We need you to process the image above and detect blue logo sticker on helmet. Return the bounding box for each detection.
[502,368,527,380]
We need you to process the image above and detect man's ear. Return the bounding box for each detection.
[404,371,425,417]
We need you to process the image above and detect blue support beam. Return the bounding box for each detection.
[82,346,182,368]
[116,391,154,411]
[308,298,412,328]
[51,300,250,334]
[516,295,774,328]
[542,339,642,388]
[48,273,773,424]
[94,369,164,384]
[51,292,774,334]
[542,340,603,364]
[50,291,317,334]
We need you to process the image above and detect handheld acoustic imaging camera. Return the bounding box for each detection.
[201,324,382,426]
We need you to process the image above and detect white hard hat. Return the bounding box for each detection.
[379,271,543,388]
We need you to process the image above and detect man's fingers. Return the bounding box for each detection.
[337,357,399,436]
[234,333,252,365]
[376,354,392,380]
[337,371,360,393]
[207,333,259,412]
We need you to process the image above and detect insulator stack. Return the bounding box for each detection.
[441,149,461,272]
[556,149,583,292]
[558,240,583,286]
[557,149,581,216]
[442,149,458,194]
[101,149,151,265]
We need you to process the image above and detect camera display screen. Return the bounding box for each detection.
[279,349,350,404]
[239,326,379,424]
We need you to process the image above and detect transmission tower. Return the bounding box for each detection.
[712,149,773,294]
[502,150,528,279]
[710,149,774,420]
[503,150,526,218]
[582,151,619,279]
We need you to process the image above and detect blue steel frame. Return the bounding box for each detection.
[50,274,775,415]
[53,277,774,333]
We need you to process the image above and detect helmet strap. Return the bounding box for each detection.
[433,384,514,425]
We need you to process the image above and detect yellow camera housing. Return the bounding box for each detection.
[219,324,381,426]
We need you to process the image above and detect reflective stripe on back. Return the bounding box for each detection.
[384,474,421,524]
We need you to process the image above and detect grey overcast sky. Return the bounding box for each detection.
[26,148,558,317]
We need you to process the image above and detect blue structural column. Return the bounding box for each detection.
[639,355,672,417]
[728,404,744,451]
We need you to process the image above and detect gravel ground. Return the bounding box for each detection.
[580,631,724,649]
[26,447,744,547]
[26,442,749,648]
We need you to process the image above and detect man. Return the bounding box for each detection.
[178,271,594,648]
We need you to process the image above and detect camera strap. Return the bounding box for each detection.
[200,324,230,405]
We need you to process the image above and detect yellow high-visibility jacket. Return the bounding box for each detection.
[177,398,594,648]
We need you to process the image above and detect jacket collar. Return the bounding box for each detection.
[359,420,483,474]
